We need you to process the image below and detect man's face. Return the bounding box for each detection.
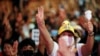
[3,44,13,56]
[22,45,35,51]
[16,13,22,22]
[21,45,36,56]
[58,31,75,47]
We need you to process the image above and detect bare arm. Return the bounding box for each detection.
[38,32,46,55]
[36,7,54,54]
[3,14,12,40]
[81,21,94,56]
[19,0,24,13]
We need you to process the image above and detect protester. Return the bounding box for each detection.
[0,0,100,56]
[18,38,47,56]
[1,39,18,56]
[18,38,36,56]
[36,7,94,56]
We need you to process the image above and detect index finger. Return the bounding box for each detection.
[13,40,18,50]
[38,6,44,15]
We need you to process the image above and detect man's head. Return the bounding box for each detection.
[57,20,79,47]
[2,39,18,56]
[19,38,36,56]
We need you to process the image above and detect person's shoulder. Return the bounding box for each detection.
[77,43,84,47]
[76,43,84,56]
[77,43,84,45]
[49,42,59,56]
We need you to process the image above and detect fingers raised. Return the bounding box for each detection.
[38,6,44,19]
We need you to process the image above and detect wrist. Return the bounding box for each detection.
[88,32,94,36]
[37,21,45,25]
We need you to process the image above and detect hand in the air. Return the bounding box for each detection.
[36,6,45,25]
[84,21,93,33]
[11,41,18,56]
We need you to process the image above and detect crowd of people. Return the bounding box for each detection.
[0,0,100,56]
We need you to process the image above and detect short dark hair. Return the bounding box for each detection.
[19,38,36,50]
[1,39,15,56]
[2,39,14,49]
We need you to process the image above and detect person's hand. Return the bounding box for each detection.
[36,6,45,25]
[11,41,18,56]
[3,7,10,17]
[84,21,93,34]
[78,16,93,33]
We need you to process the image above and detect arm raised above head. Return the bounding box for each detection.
[81,21,94,56]
[36,7,54,54]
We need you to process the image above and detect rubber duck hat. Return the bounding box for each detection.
[58,20,79,38]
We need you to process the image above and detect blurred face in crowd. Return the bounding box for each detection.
[58,31,75,47]
[19,39,36,56]
[3,40,18,56]
[22,45,35,51]
[16,13,22,22]
[59,8,66,19]
[21,45,36,56]
[3,43,13,56]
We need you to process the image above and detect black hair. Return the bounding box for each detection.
[2,39,14,49]
[1,39,15,56]
[18,38,36,55]
[29,29,32,33]
[19,38,36,50]
[23,15,28,22]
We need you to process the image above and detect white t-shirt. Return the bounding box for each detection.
[49,42,84,56]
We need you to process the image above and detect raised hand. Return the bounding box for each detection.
[36,6,45,25]
[78,16,93,34]
[84,21,93,34]
[35,6,54,55]
[11,40,18,56]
